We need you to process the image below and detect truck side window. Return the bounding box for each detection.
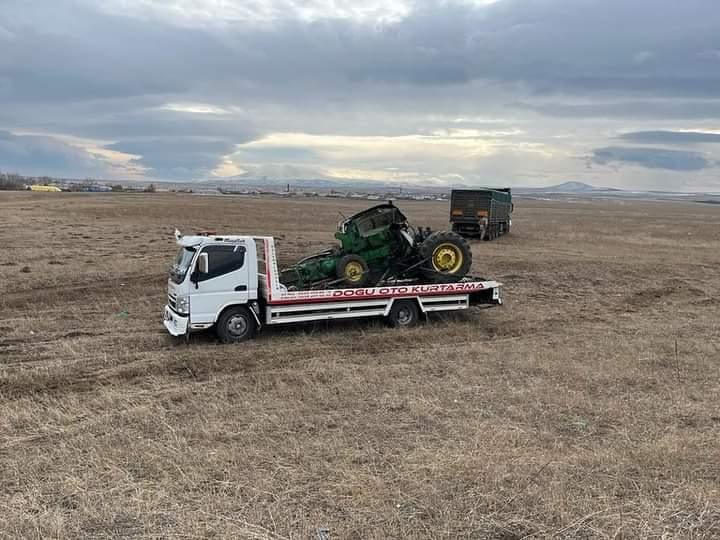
[197,245,245,281]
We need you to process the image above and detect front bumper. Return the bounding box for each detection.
[163,304,189,336]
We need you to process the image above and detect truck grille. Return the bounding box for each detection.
[168,292,177,310]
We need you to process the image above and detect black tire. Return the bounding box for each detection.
[216,306,256,343]
[336,254,370,287]
[419,231,472,283]
[387,300,420,328]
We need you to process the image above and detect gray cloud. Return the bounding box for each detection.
[591,146,713,171]
[5,0,720,105]
[512,100,720,119]
[2,0,720,188]
[0,1,233,104]
[476,0,720,97]
[0,130,109,177]
[619,130,720,144]
[232,146,320,163]
[107,138,237,179]
[78,109,258,141]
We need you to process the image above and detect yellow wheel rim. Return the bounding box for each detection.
[432,243,463,273]
[344,261,365,282]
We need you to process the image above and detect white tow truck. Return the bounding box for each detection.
[163,231,503,342]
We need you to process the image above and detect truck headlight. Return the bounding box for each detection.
[176,295,190,315]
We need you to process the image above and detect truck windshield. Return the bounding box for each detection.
[170,247,196,284]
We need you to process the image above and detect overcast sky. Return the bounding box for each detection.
[2,0,720,190]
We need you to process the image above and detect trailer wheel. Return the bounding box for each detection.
[387,300,420,328]
[216,306,256,343]
[336,254,370,287]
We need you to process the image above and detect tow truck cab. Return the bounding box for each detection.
[164,233,260,338]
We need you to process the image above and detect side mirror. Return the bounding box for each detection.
[197,253,209,274]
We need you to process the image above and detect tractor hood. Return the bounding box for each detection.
[337,203,408,235]
[346,203,407,223]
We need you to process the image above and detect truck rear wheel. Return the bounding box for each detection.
[387,300,420,328]
[216,306,256,343]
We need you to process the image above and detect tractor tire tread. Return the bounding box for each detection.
[419,231,472,283]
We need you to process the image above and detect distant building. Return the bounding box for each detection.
[81,184,112,192]
[29,185,62,192]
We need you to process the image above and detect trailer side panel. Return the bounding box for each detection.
[450,188,513,239]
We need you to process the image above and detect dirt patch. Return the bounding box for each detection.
[1,193,719,538]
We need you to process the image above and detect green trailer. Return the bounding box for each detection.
[450,188,513,240]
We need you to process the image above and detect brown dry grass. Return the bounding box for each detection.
[1,191,719,539]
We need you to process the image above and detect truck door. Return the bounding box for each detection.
[190,244,249,325]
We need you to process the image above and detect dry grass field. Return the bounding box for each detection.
[1,191,719,539]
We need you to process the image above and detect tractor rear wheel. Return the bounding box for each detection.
[419,231,472,283]
[336,254,370,287]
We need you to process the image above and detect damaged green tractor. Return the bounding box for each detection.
[280,203,472,289]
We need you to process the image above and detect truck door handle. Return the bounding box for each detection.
[235,285,247,292]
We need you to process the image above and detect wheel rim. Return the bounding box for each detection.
[227,314,248,337]
[397,306,413,325]
[344,261,365,282]
[432,243,463,273]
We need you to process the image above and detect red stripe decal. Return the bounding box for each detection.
[268,285,485,306]
[264,238,272,302]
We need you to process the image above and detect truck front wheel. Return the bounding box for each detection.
[216,306,256,343]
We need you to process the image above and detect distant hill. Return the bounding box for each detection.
[204,175,617,194]
[207,177,423,192]
[515,181,622,193]
[204,174,468,193]
[546,181,599,192]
